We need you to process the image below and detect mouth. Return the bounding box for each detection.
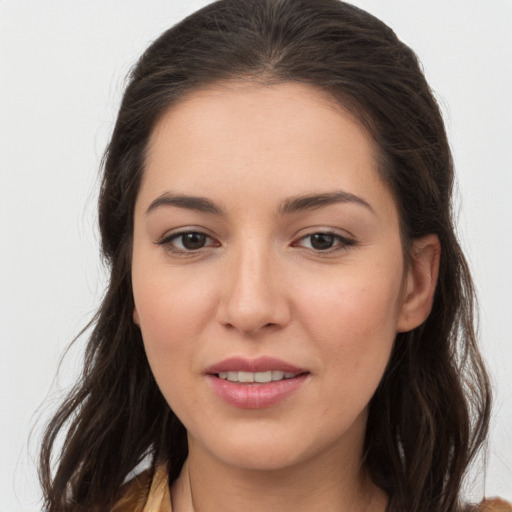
[205,356,308,381]
[216,370,305,383]
[205,357,309,409]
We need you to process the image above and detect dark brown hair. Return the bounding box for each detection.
[39,1,491,511]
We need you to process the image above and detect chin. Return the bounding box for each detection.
[189,420,356,474]
[218,445,311,472]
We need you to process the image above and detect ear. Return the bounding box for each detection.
[397,234,441,333]
[133,307,140,326]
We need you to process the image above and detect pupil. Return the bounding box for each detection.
[183,232,206,250]
[311,233,334,250]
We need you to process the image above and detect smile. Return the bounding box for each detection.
[217,370,299,383]
[205,356,309,408]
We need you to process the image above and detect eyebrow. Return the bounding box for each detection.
[279,190,375,215]
[146,193,224,215]
[145,190,374,216]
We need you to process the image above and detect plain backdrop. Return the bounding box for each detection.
[1,1,511,510]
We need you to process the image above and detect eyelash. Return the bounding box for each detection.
[157,230,357,256]
[158,231,220,254]
[293,231,357,253]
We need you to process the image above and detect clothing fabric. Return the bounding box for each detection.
[112,463,511,512]
[112,464,170,512]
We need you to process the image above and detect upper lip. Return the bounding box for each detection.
[205,356,307,375]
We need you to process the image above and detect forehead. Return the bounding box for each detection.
[148,80,373,153]
[139,81,394,220]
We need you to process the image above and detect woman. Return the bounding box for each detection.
[38,0,510,511]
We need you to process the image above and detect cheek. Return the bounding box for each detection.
[133,235,217,323]
[131,263,218,374]
[132,275,213,417]
[298,264,404,382]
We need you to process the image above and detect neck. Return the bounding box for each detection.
[170,429,387,512]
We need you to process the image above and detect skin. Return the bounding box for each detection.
[131,81,440,512]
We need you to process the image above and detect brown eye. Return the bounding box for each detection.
[309,233,336,250]
[179,232,208,250]
[158,231,218,253]
[295,232,356,252]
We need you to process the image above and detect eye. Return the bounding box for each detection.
[158,231,218,253]
[294,231,356,252]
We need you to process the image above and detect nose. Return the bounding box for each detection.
[217,244,291,336]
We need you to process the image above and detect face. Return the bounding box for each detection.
[132,81,416,472]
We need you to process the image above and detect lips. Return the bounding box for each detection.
[205,356,306,375]
[218,370,299,383]
[205,356,309,409]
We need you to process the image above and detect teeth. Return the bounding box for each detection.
[238,371,254,383]
[272,370,284,381]
[254,371,272,383]
[218,370,299,383]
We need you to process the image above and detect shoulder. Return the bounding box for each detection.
[112,463,172,512]
[111,469,153,512]
[474,498,512,511]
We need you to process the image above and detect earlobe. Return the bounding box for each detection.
[397,234,441,333]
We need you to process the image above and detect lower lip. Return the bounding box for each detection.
[206,374,308,409]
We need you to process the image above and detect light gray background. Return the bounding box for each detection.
[1,1,511,510]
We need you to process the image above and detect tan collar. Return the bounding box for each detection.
[112,463,171,512]
[144,463,172,512]
[114,461,511,512]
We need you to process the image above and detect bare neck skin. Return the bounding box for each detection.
[171,412,388,512]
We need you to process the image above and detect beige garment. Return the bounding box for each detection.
[478,500,512,512]
[113,462,511,512]
[112,463,171,512]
